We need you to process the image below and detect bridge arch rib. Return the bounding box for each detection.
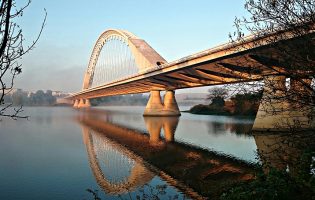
[82,126,154,195]
[82,29,166,90]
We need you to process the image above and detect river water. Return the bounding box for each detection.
[0,106,258,200]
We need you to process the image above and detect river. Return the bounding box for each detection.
[0,106,259,200]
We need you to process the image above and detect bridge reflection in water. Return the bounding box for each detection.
[77,109,257,199]
[253,131,315,177]
[79,109,315,199]
[82,126,155,195]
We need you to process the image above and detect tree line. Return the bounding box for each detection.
[90,94,148,106]
[189,87,263,116]
[4,89,56,106]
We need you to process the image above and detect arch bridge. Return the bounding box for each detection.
[69,28,315,131]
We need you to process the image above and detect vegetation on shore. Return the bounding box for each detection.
[4,89,57,106]
[90,94,148,106]
[189,88,262,117]
[220,149,315,200]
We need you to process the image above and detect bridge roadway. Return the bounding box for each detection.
[70,28,314,99]
[70,30,291,99]
[69,27,315,131]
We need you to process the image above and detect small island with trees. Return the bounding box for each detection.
[188,87,262,117]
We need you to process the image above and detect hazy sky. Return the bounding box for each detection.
[15,0,248,93]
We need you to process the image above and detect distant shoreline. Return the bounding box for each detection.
[182,109,256,118]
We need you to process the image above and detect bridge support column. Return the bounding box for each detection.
[287,78,314,129]
[253,75,314,132]
[143,91,164,116]
[85,99,91,107]
[163,91,181,116]
[77,99,91,108]
[143,90,181,116]
[73,99,79,108]
[253,75,287,131]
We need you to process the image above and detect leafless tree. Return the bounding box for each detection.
[225,0,315,180]
[207,87,228,100]
[226,0,315,130]
[0,0,46,119]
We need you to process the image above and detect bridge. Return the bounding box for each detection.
[69,28,315,131]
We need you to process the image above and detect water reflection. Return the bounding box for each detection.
[206,118,254,136]
[81,125,154,195]
[77,109,256,199]
[253,131,315,176]
[85,106,258,161]
[144,117,179,145]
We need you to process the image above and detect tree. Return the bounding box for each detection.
[207,87,228,107]
[0,0,46,119]
[11,88,28,105]
[230,91,263,115]
[228,0,315,129]
[221,1,315,197]
[45,90,56,105]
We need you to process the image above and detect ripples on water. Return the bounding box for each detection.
[0,106,258,200]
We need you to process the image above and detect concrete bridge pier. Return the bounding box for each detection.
[252,75,314,131]
[287,78,315,129]
[77,98,91,108]
[143,90,181,116]
[143,91,164,116]
[163,91,181,116]
[73,99,79,108]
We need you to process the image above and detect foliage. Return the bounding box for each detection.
[220,1,315,197]
[229,0,315,119]
[4,89,56,106]
[189,104,229,115]
[0,0,46,119]
[230,91,262,115]
[220,131,315,200]
[189,91,262,116]
[208,87,228,107]
[220,168,315,200]
[189,87,230,115]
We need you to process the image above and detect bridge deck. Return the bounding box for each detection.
[70,29,315,99]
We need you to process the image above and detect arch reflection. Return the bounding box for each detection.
[81,125,154,195]
[77,108,256,199]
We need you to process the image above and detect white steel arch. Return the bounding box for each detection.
[82,29,166,90]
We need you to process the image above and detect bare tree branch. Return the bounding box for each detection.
[0,0,46,119]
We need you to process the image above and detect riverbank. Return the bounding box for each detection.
[186,102,258,117]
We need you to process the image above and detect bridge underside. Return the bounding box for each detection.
[71,54,267,99]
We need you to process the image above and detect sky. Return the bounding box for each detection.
[14,0,248,93]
